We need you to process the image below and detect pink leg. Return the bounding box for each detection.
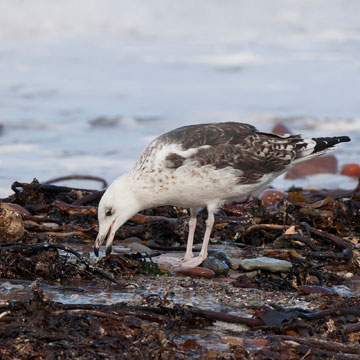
[183,208,197,261]
[174,210,214,269]
[198,211,214,260]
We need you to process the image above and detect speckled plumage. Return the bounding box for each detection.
[95,122,350,268]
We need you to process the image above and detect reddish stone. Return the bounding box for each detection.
[174,266,215,278]
[183,339,203,350]
[244,338,270,347]
[285,155,337,179]
[341,163,360,177]
[259,189,287,207]
[271,123,292,135]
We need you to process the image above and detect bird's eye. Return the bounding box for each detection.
[105,208,112,216]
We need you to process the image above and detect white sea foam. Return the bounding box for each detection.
[0,144,39,154]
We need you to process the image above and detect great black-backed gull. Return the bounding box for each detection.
[94,122,350,268]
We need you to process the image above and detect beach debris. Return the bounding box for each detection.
[0,202,31,216]
[0,177,359,358]
[298,284,354,297]
[128,242,153,255]
[341,163,360,177]
[239,257,292,272]
[44,174,108,189]
[201,256,230,276]
[259,189,288,207]
[174,266,215,278]
[208,249,232,267]
[0,209,24,241]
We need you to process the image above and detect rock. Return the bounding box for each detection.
[0,209,25,241]
[174,266,215,278]
[332,285,354,297]
[271,123,292,135]
[201,256,230,276]
[299,285,354,297]
[183,339,203,350]
[239,257,292,272]
[298,285,334,295]
[123,236,143,244]
[221,336,244,346]
[244,338,270,347]
[206,350,222,359]
[259,189,287,207]
[128,242,152,255]
[341,163,360,177]
[0,203,31,216]
[208,249,232,267]
[285,155,337,179]
[146,239,158,247]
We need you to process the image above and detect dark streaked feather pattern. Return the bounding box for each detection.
[159,122,308,183]
[134,122,350,185]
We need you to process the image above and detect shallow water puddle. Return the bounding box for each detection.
[0,277,256,356]
[0,276,251,316]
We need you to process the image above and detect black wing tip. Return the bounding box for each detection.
[338,136,351,143]
[312,135,351,154]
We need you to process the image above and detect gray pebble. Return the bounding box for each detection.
[208,249,232,268]
[201,256,230,277]
[128,242,153,255]
[239,257,292,272]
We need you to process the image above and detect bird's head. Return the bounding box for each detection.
[94,175,140,257]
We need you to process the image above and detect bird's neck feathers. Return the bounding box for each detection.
[108,173,143,218]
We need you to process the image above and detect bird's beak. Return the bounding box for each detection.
[94,218,117,257]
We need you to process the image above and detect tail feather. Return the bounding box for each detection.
[312,136,351,154]
[292,135,351,166]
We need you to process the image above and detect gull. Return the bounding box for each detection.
[94,122,350,268]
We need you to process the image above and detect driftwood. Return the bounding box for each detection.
[44,174,108,189]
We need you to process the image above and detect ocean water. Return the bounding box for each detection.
[1,0,359,196]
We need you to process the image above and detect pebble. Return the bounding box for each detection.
[208,249,232,268]
[128,242,152,255]
[0,209,25,241]
[332,285,354,297]
[298,285,333,295]
[244,338,270,347]
[259,189,288,207]
[201,256,230,276]
[239,257,292,272]
[341,163,360,177]
[124,236,143,244]
[299,285,354,297]
[221,336,244,346]
[285,155,337,179]
[0,203,31,216]
[174,267,215,278]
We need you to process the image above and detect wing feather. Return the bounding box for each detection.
[160,122,306,183]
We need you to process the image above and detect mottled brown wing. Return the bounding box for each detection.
[162,122,306,184]
[158,122,257,149]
